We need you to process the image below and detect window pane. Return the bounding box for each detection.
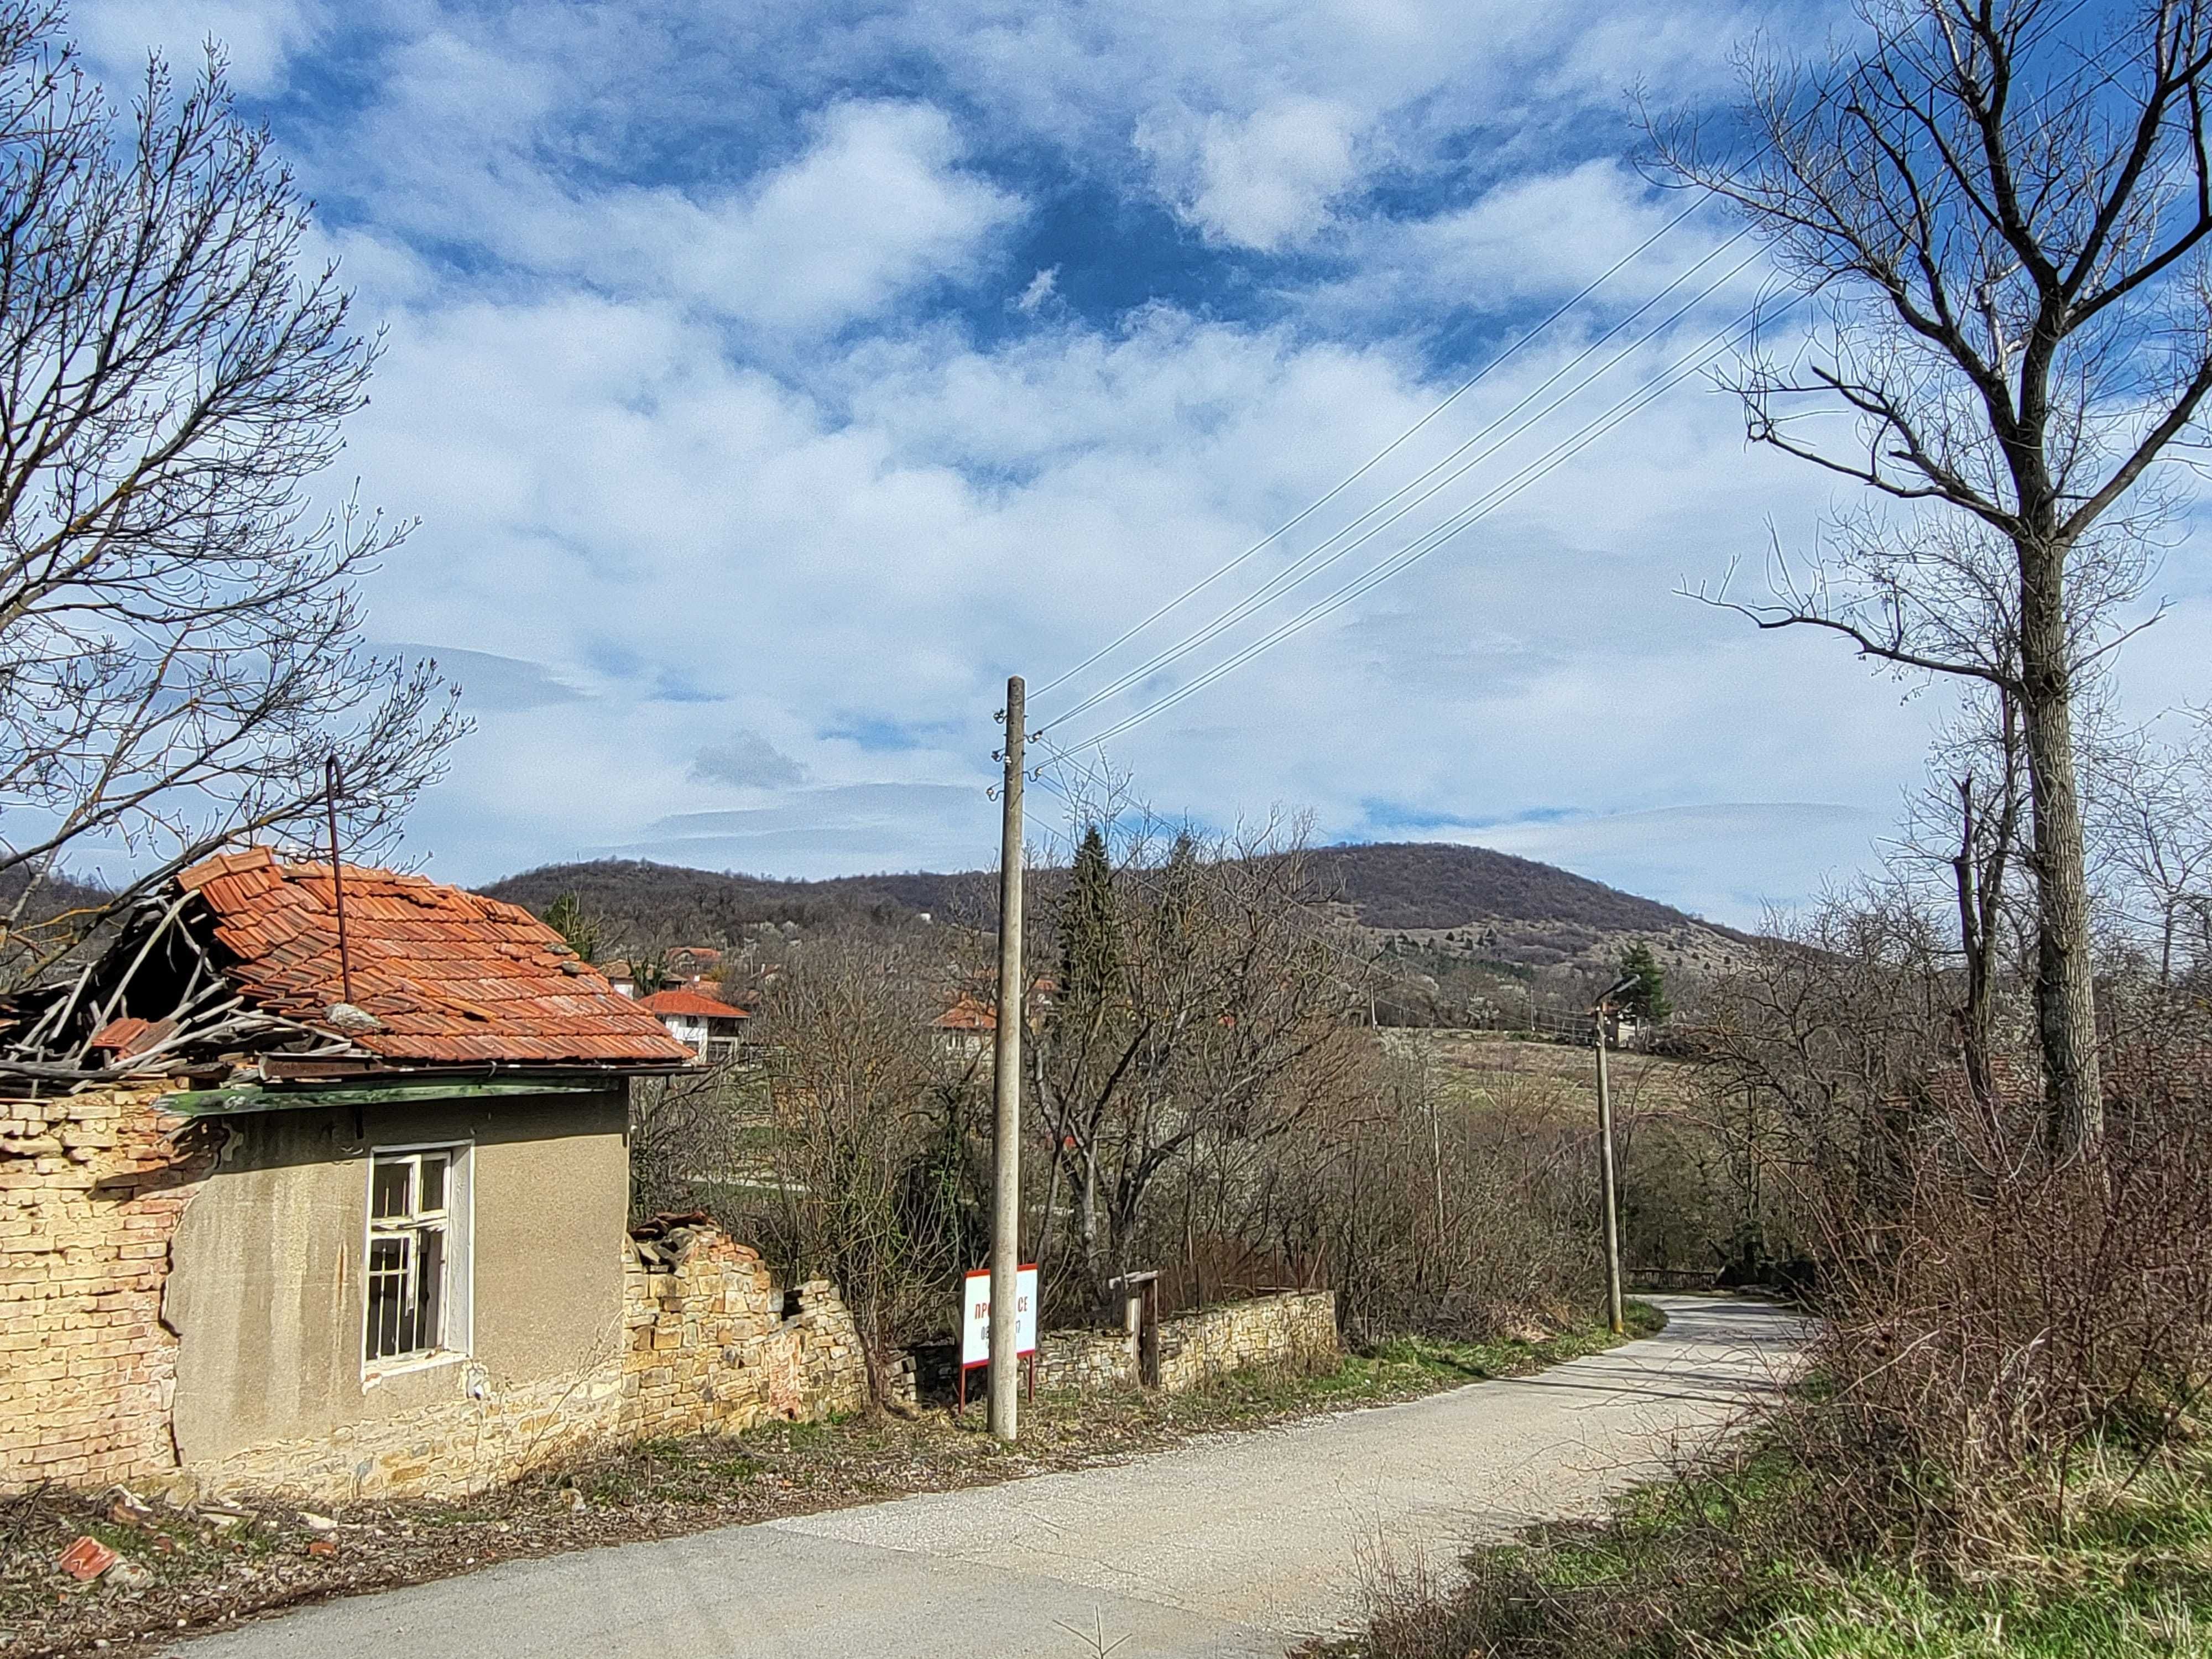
[367,1235,408,1360]
[418,1155,447,1215]
[370,1159,413,1220]
[415,1224,445,1352]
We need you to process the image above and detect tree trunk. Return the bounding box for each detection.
[1953,778,1997,1120]
[2018,543,2104,1156]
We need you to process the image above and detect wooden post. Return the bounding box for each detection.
[1594,1003,1625,1336]
[989,676,1025,1442]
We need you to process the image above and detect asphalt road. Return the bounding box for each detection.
[173,1296,1802,1659]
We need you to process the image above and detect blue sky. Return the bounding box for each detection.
[78,0,2211,925]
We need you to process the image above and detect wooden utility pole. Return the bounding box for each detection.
[989,676,1025,1442]
[1593,1000,1625,1337]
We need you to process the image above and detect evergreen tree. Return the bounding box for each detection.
[1058,825,1123,1020]
[1617,941,1670,1023]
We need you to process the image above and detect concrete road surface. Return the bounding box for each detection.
[173,1296,1801,1659]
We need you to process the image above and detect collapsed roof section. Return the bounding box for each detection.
[1,848,696,1091]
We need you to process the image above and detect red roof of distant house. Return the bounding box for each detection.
[935,995,995,1032]
[177,848,694,1067]
[637,988,748,1020]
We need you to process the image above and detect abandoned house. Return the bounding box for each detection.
[0,849,873,1504]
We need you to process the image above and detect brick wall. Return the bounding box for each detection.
[0,1085,221,1494]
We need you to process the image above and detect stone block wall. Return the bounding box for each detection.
[1035,1290,1339,1396]
[178,1361,628,1503]
[1036,1327,1137,1392]
[0,1086,221,1494]
[619,1225,884,1438]
[1155,1290,1338,1391]
[178,1228,888,1503]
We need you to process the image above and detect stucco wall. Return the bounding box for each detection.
[164,1091,632,1478]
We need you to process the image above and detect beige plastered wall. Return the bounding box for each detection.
[163,1091,630,1485]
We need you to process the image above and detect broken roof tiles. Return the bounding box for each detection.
[177,850,695,1069]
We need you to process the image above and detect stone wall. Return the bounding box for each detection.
[619,1224,884,1437]
[177,1361,628,1502]
[1156,1290,1338,1391]
[1035,1290,1339,1395]
[1035,1326,1137,1392]
[0,1086,221,1493]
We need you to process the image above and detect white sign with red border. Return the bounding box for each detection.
[961,1264,1038,1366]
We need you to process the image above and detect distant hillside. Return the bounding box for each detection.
[479,858,995,945]
[1305,842,1724,935]
[0,864,119,925]
[480,842,1748,975]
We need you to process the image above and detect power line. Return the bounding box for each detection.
[1029,196,1715,703]
[1036,242,1767,738]
[1056,289,1798,752]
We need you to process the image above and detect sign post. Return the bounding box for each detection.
[958,1263,1038,1415]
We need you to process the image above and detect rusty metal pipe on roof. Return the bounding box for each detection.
[326,756,355,1008]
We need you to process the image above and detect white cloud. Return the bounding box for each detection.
[79,0,320,94]
[126,0,2206,932]
[1140,97,1362,251]
[1014,266,1060,315]
[622,101,1024,331]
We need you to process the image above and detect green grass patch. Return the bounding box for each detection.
[1328,1438,2212,1659]
[1047,1299,1671,1439]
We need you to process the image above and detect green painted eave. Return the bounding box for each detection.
[161,1077,623,1116]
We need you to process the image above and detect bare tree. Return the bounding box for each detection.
[0,7,462,984]
[750,930,983,1394]
[1651,0,2212,1153]
[2087,709,2212,983]
[1889,684,2034,1118]
[1026,813,1374,1314]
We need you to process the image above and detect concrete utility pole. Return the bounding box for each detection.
[989,676,1025,1442]
[1592,997,1626,1337]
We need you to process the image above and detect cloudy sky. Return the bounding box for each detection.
[80,0,2212,925]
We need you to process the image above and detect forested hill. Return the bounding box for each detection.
[479,841,1740,953]
[1305,842,1721,934]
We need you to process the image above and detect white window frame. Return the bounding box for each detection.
[362,1141,474,1381]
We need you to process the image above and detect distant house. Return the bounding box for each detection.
[638,986,750,1061]
[933,993,996,1063]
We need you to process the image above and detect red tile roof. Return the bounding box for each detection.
[637,988,748,1020]
[178,849,695,1067]
[935,995,995,1032]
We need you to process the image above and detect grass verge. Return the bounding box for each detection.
[1327,1435,2212,1659]
[0,1300,1663,1658]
